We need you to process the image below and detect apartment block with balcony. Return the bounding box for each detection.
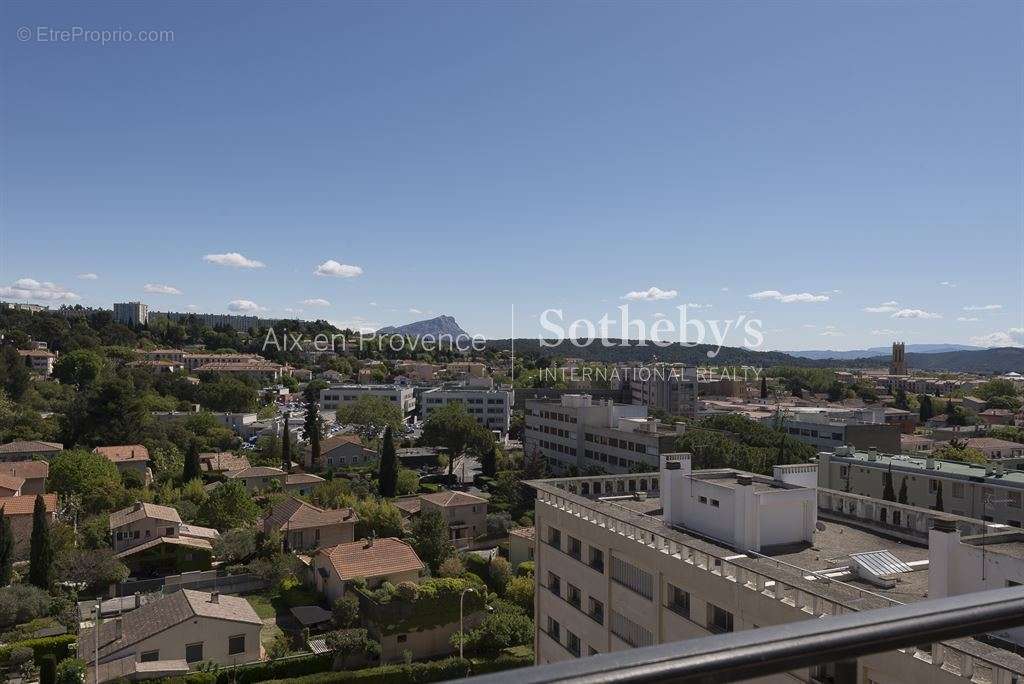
[420,385,513,434]
[523,394,683,474]
[319,384,416,422]
[530,457,1024,683]
[622,365,699,419]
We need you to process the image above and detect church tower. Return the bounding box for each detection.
[889,341,907,375]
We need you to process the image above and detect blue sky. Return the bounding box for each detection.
[1,1,1021,350]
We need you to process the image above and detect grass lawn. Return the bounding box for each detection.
[246,594,276,620]
[245,578,326,621]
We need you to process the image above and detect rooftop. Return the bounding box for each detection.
[317,537,424,580]
[263,496,356,531]
[0,440,62,454]
[0,461,49,480]
[420,489,488,507]
[825,448,1024,485]
[93,444,150,463]
[109,502,182,529]
[0,493,55,516]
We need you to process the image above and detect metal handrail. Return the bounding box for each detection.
[465,585,1024,684]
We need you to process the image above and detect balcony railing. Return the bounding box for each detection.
[468,585,1024,684]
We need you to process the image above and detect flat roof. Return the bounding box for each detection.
[827,450,1024,486]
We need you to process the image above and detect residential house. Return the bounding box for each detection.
[0,461,48,494]
[93,445,153,486]
[964,438,1024,463]
[283,472,325,496]
[0,440,62,462]
[17,349,56,376]
[262,497,357,551]
[0,494,56,559]
[79,589,262,683]
[980,408,1015,426]
[311,537,425,603]
[419,490,488,548]
[200,452,251,475]
[313,435,377,470]
[225,466,286,493]
[109,502,218,576]
[508,526,535,567]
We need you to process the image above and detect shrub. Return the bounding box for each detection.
[393,581,418,602]
[437,556,465,578]
[0,634,78,665]
[505,575,534,617]
[55,658,86,684]
[332,596,359,629]
[485,512,512,537]
[487,557,513,595]
[0,584,52,629]
[516,561,534,577]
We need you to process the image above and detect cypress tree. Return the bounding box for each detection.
[760,376,768,400]
[934,482,945,512]
[28,495,53,589]
[0,506,12,586]
[898,477,908,504]
[480,441,498,478]
[378,426,398,497]
[282,412,292,473]
[919,395,934,422]
[304,397,322,468]
[882,467,896,502]
[183,438,201,482]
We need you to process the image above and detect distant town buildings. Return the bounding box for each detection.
[113,301,149,326]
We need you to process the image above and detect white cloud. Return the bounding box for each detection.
[77,273,98,280]
[720,287,730,292]
[227,299,264,313]
[820,326,844,337]
[622,287,677,301]
[144,283,182,295]
[653,312,668,319]
[186,304,199,310]
[939,281,956,287]
[301,298,331,307]
[871,329,898,336]
[891,308,941,319]
[748,290,829,303]
[963,304,1002,311]
[0,278,79,302]
[864,301,900,313]
[969,328,1024,347]
[685,303,711,309]
[369,302,378,307]
[957,316,980,322]
[314,260,363,278]
[284,307,304,314]
[331,317,378,333]
[203,252,265,269]
[801,323,817,329]
[408,308,423,315]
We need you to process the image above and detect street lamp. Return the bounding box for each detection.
[459,587,477,660]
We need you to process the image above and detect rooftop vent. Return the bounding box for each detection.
[849,550,914,588]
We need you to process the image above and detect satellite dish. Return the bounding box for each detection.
[816,522,827,532]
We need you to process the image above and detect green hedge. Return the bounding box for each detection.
[260,653,531,684]
[216,653,334,684]
[0,634,76,666]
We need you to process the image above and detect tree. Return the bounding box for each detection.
[49,449,125,515]
[354,499,404,539]
[480,442,498,479]
[303,396,323,468]
[396,469,419,496]
[196,376,258,412]
[336,395,403,437]
[0,346,31,400]
[410,509,455,573]
[198,480,259,530]
[893,388,909,410]
[976,379,1020,402]
[29,495,54,589]
[919,395,934,422]
[898,477,908,504]
[213,528,258,564]
[0,584,51,628]
[378,426,398,497]
[326,628,379,669]
[40,655,57,684]
[52,349,105,388]
[183,439,201,483]
[760,376,768,400]
[505,575,534,617]
[282,412,292,473]
[934,481,945,512]
[56,548,128,594]
[0,507,12,586]
[55,658,86,684]
[454,601,533,656]
[67,378,149,447]
[420,403,493,478]
[332,595,359,628]
[882,468,896,502]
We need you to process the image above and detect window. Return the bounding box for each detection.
[710,499,720,508]
[185,642,204,663]
[547,571,561,596]
[165,527,174,536]
[566,630,581,657]
[667,584,690,619]
[397,634,407,643]
[548,527,561,550]
[547,616,560,641]
[228,634,246,655]
[953,483,965,499]
[588,597,604,624]
[568,536,582,560]
[140,650,160,662]
[699,496,707,504]
[611,557,653,599]
[610,610,654,647]
[707,604,734,634]
[567,583,582,609]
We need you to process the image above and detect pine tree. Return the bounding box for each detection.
[282,412,292,473]
[919,395,933,422]
[882,468,896,502]
[480,441,498,478]
[934,482,945,512]
[898,477,908,504]
[378,426,398,497]
[28,496,53,589]
[760,376,768,400]
[303,397,322,468]
[0,507,12,586]
[183,438,201,482]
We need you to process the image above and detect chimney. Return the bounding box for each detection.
[209,591,219,604]
[113,618,122,640]
[660,453,692,527]
[133,592,141,609]
[867,447,878,462]
[134,501,144,512]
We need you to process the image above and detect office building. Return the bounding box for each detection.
[319,384,416,422]
[113,301,149,326]
[421,385,513,433]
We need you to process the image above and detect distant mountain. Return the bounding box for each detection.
[377,315,468,339]
[485,339,1024,373]
[785,344,984,360]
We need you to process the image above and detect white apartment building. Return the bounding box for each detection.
[775,408,901,454]
[113,301,149,326]
[531,456,1024,683]
[319,384,416,422]
[421,386,513,434]
[523,394,683,474]
[623,365,699,418]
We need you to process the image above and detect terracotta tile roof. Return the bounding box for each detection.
[115,535,213,558]
[0,494,56,516]
[78,589,259,662]
[318,537,424,581]
[509,526,535,541]
[263,496,356,532]
[0,441,62,454]
[17,349,55,358]
[286,473,325,486]
[227,466,286,479]
[200,452,250,473]
[420,490,488,508]
[109,502,182,530]
[179,524,221,541]
[0,474,25,492]
[93,445,150,463]
[195,362,283,372]
[393,497,421,516]
[321,435,367,451]
[965,438,1024,450]
[0,461,48,480]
